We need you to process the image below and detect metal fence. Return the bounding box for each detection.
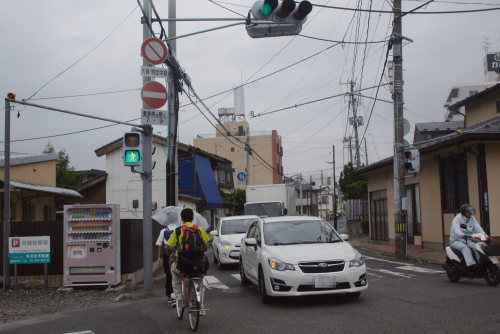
[345,199,368,221]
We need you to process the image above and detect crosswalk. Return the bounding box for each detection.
[203,258,444,290]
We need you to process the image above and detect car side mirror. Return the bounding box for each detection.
[210,230,218,237]
[340,234,349,241]
[245,238,257,247]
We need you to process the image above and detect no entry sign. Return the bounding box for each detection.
[141,81,167,109]
[141,37,168,65]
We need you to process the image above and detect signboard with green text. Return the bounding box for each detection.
[8,236,51,264]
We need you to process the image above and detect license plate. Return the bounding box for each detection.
[314,275,336,289]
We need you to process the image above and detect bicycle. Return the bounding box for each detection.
[175,274,205,331]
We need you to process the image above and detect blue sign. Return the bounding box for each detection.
[9,252,51,264]
[237,172,247,182]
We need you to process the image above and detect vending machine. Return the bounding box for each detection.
[63,204,120,286]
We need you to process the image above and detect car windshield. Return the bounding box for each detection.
[263,220,342,245]
[221,218,258,235]
[244,203,281,217]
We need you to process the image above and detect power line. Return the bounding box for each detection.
[312,2,500,13]
[208,0,246,17]
[25,4,138,102]
[298,34,388,44]
[30,88,140,101]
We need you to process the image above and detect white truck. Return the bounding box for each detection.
[244,184,296,217]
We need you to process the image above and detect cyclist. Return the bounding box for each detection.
[166,208,210,315]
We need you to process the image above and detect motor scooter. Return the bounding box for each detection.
[443,233,500,287]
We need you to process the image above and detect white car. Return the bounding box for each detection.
[210,215,261,269]
[239,216,368,303]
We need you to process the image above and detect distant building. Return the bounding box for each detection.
[194,114,283,190]
[444,51,500,121]
[413,121,463,144]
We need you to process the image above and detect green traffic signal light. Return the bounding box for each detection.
[125,150,141,164]
[260,0,278,16]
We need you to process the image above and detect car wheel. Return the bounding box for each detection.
[239,258,251,287]
[258,267,270,304]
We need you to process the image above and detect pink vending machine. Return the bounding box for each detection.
[63,204,120,286]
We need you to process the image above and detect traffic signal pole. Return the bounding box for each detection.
[141,0,154,295]
[3,97,11,290]
[392,0,407,258]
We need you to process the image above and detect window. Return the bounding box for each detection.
[231,147,235,152]
[238,126,244,136]
[440,153,468,213]
[22,200,36,221]
[247,223,257,238]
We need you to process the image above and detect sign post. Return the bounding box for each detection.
[9,236,51,288]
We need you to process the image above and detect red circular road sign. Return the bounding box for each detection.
[141,37,168,65]
[141,81,168,109]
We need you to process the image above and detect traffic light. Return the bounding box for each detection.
[246,0,313,38]
[123,132,143,167]
[404,148,420,173]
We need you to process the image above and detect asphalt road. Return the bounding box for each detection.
[1,248,499,334]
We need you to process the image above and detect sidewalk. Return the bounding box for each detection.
[348,234,445,265]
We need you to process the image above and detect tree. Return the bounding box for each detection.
[338,162,367,200]
[221,189,246,215]
[56,150,83,189]
[42,141,55,154]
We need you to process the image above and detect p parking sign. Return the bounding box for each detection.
[8,236,51,264]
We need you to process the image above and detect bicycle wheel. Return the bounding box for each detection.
[188,280,200,331]
[176,289,184,319]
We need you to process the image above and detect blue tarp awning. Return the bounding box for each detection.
[179,154,223,207]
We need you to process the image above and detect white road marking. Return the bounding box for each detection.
[63,331,95,334]
[231,274,241,281]
[204,275,230,290]
[395,265,444,274]
[366,271,384,278]
[363,255,411,266]
[369,268,416,279]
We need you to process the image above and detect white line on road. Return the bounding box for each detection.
[231,274,241,281]
[63,331,95,334]
[395,265,444,274]
[369,268,416,279]
[204,275,230,290]
[363,255,411,266]
[366,272,384,278]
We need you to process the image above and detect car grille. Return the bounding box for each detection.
[297,282,350,291]
[298,261,345,273]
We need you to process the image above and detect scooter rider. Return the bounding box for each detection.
[450,204,488,270]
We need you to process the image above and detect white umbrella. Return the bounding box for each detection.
[152,206,209,231]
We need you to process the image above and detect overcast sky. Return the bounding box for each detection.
[1,0,499,181]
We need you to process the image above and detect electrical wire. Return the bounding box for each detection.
[299,34,388,44]
[208,0,246,17]
[311,2,500,13]
[30,88,141,101]
[24,4,138,102]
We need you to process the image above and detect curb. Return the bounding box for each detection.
[355,245,444,266]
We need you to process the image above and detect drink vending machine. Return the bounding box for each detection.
[63,204,120,286]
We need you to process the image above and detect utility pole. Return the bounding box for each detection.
[332,144,338,230]
[349,81,361,168]
[298,174,303,215]
[245,135,251,186]
[3,97,11,290]
[364,138,369,166]
[166,0,178,206]
[392,0,407,258]
[141,0,154,295]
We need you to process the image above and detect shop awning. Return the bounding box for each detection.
[195,155,223,207]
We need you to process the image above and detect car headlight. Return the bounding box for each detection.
[268,257,295,271]
[222,240,232,249]
[349,252,365,267]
